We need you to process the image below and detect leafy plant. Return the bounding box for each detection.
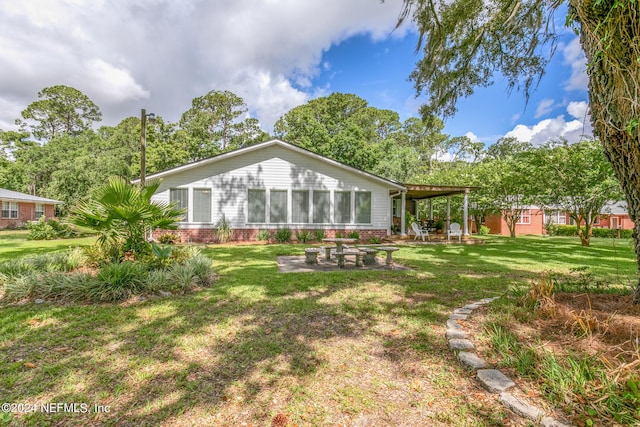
[157,232,180,244]
[368,236,382,244]
[314,229,325,241]
[347,230,360,240]
[478,225,490,236]
[257,229,271,241]
[274,228,292,243]
[295,230,312,243]
[70,177,185,261]
[215,214,232,243]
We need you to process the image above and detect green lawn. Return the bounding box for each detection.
[0,234,636,426]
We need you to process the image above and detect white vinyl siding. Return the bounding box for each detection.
[193,189,212,223]
[334,191,351,223]
[1,201,18,219]
[170,189,188,221]
[292,190,309,223]
[35,203,45,219]
[270,190,288,223]
[150,143,401,230]
[355,191,372,223]
[313,191,330,223]
[248,190,266,223]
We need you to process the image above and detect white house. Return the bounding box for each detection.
[142,139,474,242]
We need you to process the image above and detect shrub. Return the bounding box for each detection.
[88,262,148,302]
[26,217,56,240]
[368,236,382,244]
[314,229,325,241]
[274,228,292,243]
[295,230,312,243]
[257,229,271,241]
[215,214,233,243]
[478,225,490,236]
[335,231,344,238]
[553,225,633,239]
[157,232,180,244]
[347,230,360,240]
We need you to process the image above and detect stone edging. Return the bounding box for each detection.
[446,297,573,427]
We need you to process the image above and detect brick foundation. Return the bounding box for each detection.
[153,228,388,244]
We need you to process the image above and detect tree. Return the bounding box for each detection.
[395,0,640,302]
[16,85,102,141]
[179,90,266,160]
[70,177,185,260]
[274,93,400,172]
[533,139,622,246]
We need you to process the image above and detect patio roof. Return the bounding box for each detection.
[402,184,480,200]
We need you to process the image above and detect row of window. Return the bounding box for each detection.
[1,202,44,220]
[168,188,372,224]
[516,210,569,225]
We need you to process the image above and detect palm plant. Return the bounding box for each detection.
[70,177,185,261]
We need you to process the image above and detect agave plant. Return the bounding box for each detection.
[70,177,185,260]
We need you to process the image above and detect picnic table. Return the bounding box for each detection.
[321,238,357,259]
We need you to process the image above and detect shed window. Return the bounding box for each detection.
[193,189,212,223]
[170,189,188,221]
[313,191,330,223]
[335,191,351,223]
[292,190,309,223]
[270,190,288,223]
[248,190,266,223]
[355,192,372,223]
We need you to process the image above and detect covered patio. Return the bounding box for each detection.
[390,184,479,238]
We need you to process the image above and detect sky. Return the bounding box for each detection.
[0,0,592,149]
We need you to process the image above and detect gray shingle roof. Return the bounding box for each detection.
[0,188,63,204]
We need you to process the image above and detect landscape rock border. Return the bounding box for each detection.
[445,297,573,427]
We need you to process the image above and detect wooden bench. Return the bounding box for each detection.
[335,249,363,268]
[304,248,320,265]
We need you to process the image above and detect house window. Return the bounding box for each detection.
[546,210,566,225]
[611,216,620,229]
[170,188,188,221]
[292,190,309,223]
[270,190,288,223]
[248,189,266,223]
[516,209,531,225]
[392,199,401,216]
[35,203,45,219]
[313,191,330,223]
[355,192,372,223]
[193,189,212,223]
[593,216,601,226]
[1,201,18,219]
[335,191,351,223]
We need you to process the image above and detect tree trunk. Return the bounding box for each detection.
[575,0,640,302]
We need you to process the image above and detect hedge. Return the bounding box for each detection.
[552,225,632,238]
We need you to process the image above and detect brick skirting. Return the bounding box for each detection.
[153,228,388,244]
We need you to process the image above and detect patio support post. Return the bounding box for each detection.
[446,196,451,233]
[430,199,433,220]
[463,189,469,237]
[401,191,407,236]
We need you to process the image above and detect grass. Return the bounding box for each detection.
[0,234,637,426]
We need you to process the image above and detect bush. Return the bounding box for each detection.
[347,230,360,240]
[27,217,77,240]
[295,230,312,243]
[478,225,490,236]
[274,228,292,243]
[215,215,233,243]
[88,262,148,301]
[553,225,633,239]
[314,229,326,241]
[157,232,180,244]
[368,236,382,244]
[257,229,271,241]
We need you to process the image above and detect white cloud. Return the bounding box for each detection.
[534,98,555,118]
[464,131,481,142]
[504,102,593,146]
[0,0,408,133]
[563,37,589,91]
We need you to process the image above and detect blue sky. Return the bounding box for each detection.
[0,0,592,148]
